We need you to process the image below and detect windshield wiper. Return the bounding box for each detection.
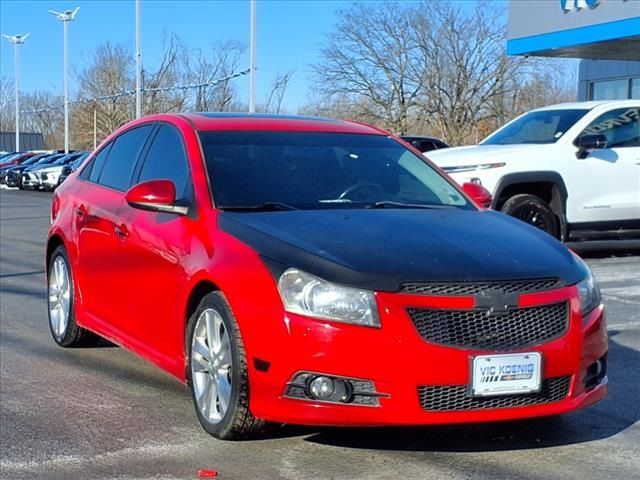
[219,202,299,212]
[365,201,455,210]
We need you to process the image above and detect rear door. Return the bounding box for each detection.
[73,124,154,338]
[568,106,640,224]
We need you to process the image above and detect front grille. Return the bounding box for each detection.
[418,376,571,412]
[407,302,568,351]
[400,278,562,296]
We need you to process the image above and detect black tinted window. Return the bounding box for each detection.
[138,125,190,199]
[419,141,436,152]
[200,131,470,210]
[81,143,112,181]
[98,125,153,191]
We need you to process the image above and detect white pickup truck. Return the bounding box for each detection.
[428,101,640,240]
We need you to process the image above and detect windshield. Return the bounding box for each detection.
[0,154,19,164]
[482,109,589,145]
[20,156,43,166]
[199,131,471,211]
[37,155,61,164]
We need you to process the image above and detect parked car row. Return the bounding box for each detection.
[0,150,90,191]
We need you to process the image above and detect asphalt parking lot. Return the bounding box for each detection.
[1,189,638,480]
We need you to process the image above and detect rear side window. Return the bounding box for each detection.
[97,125,153,191]
[419,141,436,152]
[79,143,111,181]
[138,125,191,200]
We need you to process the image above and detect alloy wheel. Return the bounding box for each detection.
[191,308,233,424]
[48,256,71,339]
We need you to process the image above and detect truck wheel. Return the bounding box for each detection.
[501,194,559,239]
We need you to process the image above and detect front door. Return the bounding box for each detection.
[568,106,640,224]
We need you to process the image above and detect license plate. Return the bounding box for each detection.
[471,352,541,396]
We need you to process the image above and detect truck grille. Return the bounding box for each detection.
[399,278,562,296]
[407,302,568,351]
[418,376,571,412]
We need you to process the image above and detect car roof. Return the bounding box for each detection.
[401,135,445,142]
[179,112,386,135]
[533,100,639,112]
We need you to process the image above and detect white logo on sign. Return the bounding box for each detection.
[560,0,601,12]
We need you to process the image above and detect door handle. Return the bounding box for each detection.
[114,224,129,239]
[75,205,87,217]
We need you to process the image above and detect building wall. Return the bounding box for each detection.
[0,132,44,152]
[508,0,638,40]
[578,60,640,100]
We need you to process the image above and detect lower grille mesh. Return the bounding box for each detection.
[418,376,571,412]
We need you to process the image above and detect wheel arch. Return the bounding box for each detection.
[493,172,569,240]
[183,278,222,361]
[494,171,567,212]
[45,233,66,273]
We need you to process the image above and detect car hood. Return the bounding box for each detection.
[218,209,585,292]
[38,165,63,174]
[6,165,29,174]
[426,144,555,168]
[25,163,56,172]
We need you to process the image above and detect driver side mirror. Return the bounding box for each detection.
[576,133,607,159]
[462,182,493,208]
[125,179,189,215]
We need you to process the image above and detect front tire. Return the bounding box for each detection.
[47,246,99,347]
[186,291,267,440]
[501,194,559,239]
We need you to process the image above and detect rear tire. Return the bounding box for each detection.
[47,246,100,348]
[186,291,267,440]
[501,194,559,239]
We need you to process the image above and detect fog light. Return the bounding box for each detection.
[308,376,335,400]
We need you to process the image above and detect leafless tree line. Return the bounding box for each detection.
[303,0,576,145]
[1,34,294,149]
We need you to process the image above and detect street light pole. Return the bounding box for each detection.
[49,7,79,154]
[2,33,29,152]
[249,0,256,113]
[135,0,142,118]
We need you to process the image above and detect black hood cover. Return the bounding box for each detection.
[218,209,586,292]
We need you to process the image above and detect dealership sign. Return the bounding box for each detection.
[560,0,601,12]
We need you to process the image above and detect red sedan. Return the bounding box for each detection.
[47,113,608,439]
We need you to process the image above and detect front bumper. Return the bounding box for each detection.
[6,172,21,187]
[21,173,42,189]
[42,172,61,190]
[246,286,608,426]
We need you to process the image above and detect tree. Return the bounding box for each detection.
[311,1,423,134]
[264,70,294,114]
[0,76,14,133]
[181,40,247,112]
[412,0,526,145]
[308,0,576,145]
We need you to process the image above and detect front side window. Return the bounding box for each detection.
[579,107,640,148]
[138,125,191,200]
[199,131,471,210]
[97,125,154,191]
[482,109,589,145]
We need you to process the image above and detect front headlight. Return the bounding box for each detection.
[577,270,602,319]
[277,268,380,327]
